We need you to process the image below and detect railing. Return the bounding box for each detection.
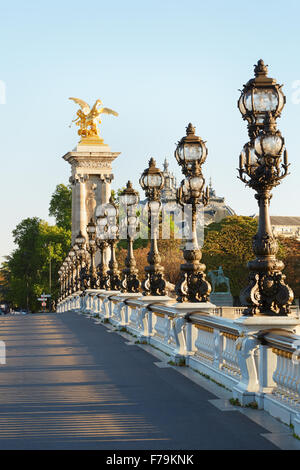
[57,290,300,435]
[255,330,300,414]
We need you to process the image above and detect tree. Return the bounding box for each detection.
[277,237,300,299]
[1,183,73,311]
[1,218,40,310]
[201,216,258,300]
[201,215,290,303]
[49,184,72,230]
[36,221,71,304]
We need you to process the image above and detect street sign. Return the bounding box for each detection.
[41,294,51,298]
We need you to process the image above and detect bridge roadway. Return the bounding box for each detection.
[0,311,298,450]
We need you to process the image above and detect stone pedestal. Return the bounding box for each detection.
[110,292,142,327]
[63,141,120,246]
[210,292,233,307]
[136,295,174,305]
[169,301,216,315]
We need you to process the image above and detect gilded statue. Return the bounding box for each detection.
[69,97,118,143]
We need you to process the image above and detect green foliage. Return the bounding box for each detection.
[202,215,296,300]
[276,237,300,298]
[245,401,258,409]
[49,184,72,230]
[1,184,72,312]
[229,398,241,406]
[202,216,258,297]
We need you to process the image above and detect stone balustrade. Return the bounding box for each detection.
[57,290,300,437]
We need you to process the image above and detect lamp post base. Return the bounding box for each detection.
[175,270,211,303]
[240,270,294,317]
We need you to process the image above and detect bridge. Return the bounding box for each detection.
[3,60,300,452]
[0,307,299,450]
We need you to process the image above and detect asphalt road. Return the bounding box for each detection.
[0,312,283,450]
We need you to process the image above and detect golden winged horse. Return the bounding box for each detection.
[69,97,118,143]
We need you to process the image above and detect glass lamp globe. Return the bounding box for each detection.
[139,158,164,191]
[109,225,119,238]
[254,132,285,157]
[96,215,108,238]
[106,203,117,218]
[175,123,207,175]
[75,232,86,248]
[86,219,97,242]
[121,181,139,206]
[189,175,204,192]
[238,60,285,126]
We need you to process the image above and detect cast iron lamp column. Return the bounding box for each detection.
[73,244,80,292]
[95,214,110,289]
[69,248,76,293]
[238,60,294,316]
[75,231,89,291]
[62,262,68,298]
[139,158,167,296]
[106,198,122,291]
[120,181,141,293]
[58,268,63,301]
[86,218,99,289]
[65,256,72,296]
[174,124,211,302]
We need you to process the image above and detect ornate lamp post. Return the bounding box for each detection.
[65,256,72,295]
[69,248,76,293]
[86,218,98,289]
[58,268,63,301]
[120,181,141,293]
[238,60,294,316]
[175,122,208,177]
[106,198,121,291]
[72,244,80,292]
[95,214,110,289]
[62,262,68,298]
[139,158,167,296]
[74,231,89,291]
[174,124,211,303]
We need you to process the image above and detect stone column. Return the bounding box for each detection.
[71,175,88,244]
[100,175,113,204]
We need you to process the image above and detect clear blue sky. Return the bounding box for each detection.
[1,0,300,261]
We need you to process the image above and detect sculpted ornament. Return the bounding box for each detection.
[252,232,278,256]
[74,160,112,169]
[175,271,211,303]
[142,272,167,296]
[240,272,294,316]
[69,97,118,143]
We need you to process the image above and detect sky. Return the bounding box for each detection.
[1,0,300,261]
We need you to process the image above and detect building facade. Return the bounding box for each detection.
[160,159,235,225]
[270,216,300,240]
